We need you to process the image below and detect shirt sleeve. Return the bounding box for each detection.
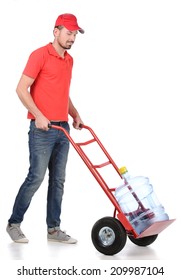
[23,48,45,79]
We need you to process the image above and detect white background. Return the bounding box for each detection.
[0,0,180,279]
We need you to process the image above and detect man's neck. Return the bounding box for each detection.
[52,41,65,58]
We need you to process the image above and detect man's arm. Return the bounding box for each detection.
[68,97,83,129]
[16,74,50,130]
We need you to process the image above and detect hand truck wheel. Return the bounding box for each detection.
[128,234,158,246]
[91,216,127,255]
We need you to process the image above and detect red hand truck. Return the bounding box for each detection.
[49,123,175,255]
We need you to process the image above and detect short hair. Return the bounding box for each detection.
[54,25,64,30]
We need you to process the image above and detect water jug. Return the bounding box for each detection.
[115,167,169,234]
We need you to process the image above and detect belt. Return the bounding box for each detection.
[31,120,67,126]
[50,121,67,125]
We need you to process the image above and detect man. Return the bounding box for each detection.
[6,14,84,244]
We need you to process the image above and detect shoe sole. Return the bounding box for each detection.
[14,238,29,243]
[47,238,77,244]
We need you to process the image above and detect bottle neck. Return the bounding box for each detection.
[122,171,130,181]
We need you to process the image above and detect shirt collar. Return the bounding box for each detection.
[47,43,68,59]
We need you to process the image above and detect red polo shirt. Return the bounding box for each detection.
[23,43,73,121]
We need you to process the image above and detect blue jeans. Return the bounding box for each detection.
[8,121,70,229]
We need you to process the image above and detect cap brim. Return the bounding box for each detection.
[65,24,84,34]
[78,28,85,34]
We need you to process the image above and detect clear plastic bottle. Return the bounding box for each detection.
[115,166,169,234]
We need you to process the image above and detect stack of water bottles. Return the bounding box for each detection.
[115,167,169,234]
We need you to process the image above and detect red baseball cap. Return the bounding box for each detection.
[55,13,84,34]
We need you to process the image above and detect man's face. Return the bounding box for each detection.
[55,27,78,50]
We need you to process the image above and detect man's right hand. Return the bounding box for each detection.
[35,115,50,131]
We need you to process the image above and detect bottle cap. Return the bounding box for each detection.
[119,166,128,175]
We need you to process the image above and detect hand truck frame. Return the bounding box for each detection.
[49,123,175,255]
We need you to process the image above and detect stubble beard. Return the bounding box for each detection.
[59,41,74,50]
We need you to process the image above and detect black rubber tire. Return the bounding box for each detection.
[128,234,158,246]
[91,216,127,255]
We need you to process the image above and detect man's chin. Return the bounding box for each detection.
[63,45,72,50]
